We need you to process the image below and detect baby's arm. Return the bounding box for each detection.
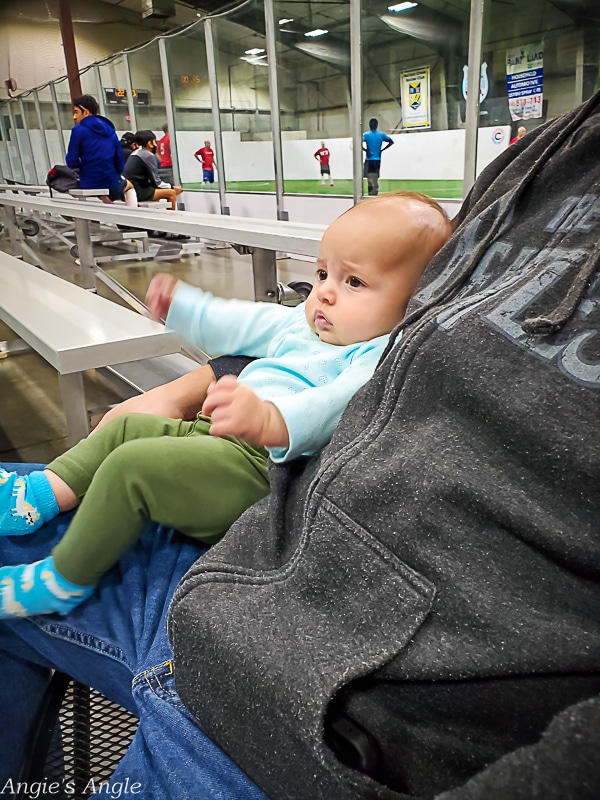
[202,376,289,449]
[156,276,292,357]
[146,273,177,320]
[267,343,387,462]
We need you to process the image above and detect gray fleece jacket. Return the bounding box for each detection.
[169,93,600,799]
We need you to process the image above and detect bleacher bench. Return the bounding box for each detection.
[0,249,182,445]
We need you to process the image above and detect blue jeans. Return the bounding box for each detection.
[0,463,267,799]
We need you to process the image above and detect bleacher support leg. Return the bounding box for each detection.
[2,205,51,271]
[58,372,90,445]
[2,206,24,257]
[251,247,278,303]
[74,218,97,291]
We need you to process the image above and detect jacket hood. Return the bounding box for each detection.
[79,115,117,137]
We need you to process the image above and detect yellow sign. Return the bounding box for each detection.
[400,68,431,129]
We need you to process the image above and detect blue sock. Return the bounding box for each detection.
[0,468,59,535]
[0,556,95,618]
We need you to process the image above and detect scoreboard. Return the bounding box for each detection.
[104,88,150,106]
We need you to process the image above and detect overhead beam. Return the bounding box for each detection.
[58,0,82,99]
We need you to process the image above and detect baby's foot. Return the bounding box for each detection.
[0,556,94,618]
[0,468,58,535]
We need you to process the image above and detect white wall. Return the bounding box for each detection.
[175,131,278,184]
[183,190,279,220]
[281,127,510,181]
[7,122,507,209]
[176,126,510,184]
[222,137,276,184]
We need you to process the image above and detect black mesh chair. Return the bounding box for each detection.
[19,671,139,798]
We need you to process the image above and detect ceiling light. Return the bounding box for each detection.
[245,48,265,55]
[279,18,294,24]
[304,29,328,37]
[387,2,417,11]
[240,55,268,65]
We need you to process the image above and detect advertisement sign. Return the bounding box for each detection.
[506,43,544,120]
[400,67,431,129]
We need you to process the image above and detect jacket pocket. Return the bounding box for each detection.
[301,498,436,738]
[170,497,435,800]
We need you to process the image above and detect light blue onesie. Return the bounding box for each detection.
[166,284,392,462]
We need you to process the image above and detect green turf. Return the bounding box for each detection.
[182,178,464,199]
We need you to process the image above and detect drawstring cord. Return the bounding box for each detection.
[522,238,600,334]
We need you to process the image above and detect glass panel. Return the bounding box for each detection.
[164,22,215,190]
[213,2,275,193]
[128,42,167,137]
[99,56,134,134]
[79,67,100,100]
[17,97,40,183]
[484,0,600,143]
[361,0,471,200]
[2,103,25,182]
[37,85,65,167]
[0,103,16,181]
[54,77,74,151]
[273,0,352,195]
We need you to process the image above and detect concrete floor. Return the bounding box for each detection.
[0,228,315,464]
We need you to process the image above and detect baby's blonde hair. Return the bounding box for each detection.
[350,190,452,261]
[357,189,448,216]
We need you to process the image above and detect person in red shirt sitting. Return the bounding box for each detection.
[194,140,216,185]
[314,141,334,187]
[157,122,174,186]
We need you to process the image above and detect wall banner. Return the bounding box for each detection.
[506,43,544,120]
[400,67,431,129]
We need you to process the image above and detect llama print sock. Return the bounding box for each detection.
[0,556,94,618]
[0,468,59,535]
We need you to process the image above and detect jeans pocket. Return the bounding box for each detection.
[133,659,189,708]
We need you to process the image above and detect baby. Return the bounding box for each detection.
[0,192,452,619]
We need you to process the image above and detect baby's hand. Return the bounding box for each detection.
[145,273,178,320]
[202,375,289,448]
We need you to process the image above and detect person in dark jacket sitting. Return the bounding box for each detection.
[123,129,183,210]
[119,131,137,163]
[66,95,137,206]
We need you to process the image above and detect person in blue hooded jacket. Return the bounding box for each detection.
[66,95,137,206]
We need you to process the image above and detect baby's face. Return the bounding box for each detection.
[305,199,449,346]
[305,252,413,347]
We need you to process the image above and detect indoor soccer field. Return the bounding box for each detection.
[182,178,464,199]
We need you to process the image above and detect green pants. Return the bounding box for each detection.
[46,413,270,586]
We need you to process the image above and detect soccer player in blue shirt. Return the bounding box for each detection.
[362,118,394,196]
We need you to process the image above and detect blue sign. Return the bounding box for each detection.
[506,44,544,120]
